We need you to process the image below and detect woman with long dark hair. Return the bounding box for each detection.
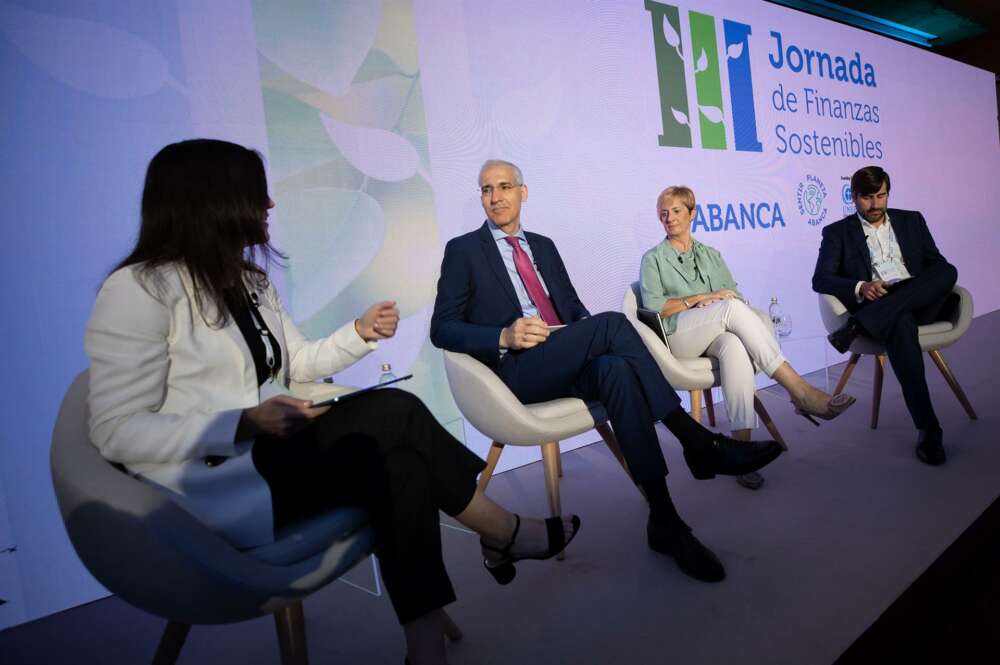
[85,139,579,665]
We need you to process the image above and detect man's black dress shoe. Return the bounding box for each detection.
[648,516,725,582]
[827,318,865,354]
[683,433,783,480]
[916,428,946,466]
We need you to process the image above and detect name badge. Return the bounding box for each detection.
[874,259,905,284]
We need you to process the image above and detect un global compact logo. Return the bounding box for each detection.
[797,175,828,226]
[645,1,762,152]
[841,181,856,215]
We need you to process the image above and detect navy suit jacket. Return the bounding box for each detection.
[431,221,589,368]
[811,208,947,311]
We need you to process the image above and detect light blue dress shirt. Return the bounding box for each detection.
[488,221,552,318]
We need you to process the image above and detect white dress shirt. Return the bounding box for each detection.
[854,212,911,301]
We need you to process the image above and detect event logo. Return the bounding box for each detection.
[796,174,828,226]
[840,178,855,215]
[645,1,762,152]
[691,201,786,233]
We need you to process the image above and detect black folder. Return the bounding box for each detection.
[635,308,669,345]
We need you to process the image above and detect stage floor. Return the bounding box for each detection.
[2,311,998,665]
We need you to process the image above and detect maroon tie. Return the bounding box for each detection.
[504,236,562,325]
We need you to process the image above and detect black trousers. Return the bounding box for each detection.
[252,388,486,624]
[851,262,958,431]
[495,311,683,484]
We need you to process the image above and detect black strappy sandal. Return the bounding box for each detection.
[480,514,582,585]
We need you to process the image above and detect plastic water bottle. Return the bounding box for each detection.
[768,297,782,329]
[777,312,792,338]
[378,362,397,387]
[769,297,793,338]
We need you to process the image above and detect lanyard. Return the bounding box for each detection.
[247,291,277,380]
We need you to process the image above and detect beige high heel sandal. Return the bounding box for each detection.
[792,392,856,426]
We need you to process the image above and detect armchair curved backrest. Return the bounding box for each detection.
[441,350,605,445]
[622,282,716,391]
[51,370,374,626]
[440,349,626,534]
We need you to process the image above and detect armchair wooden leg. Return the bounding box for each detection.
[274,602,309,665]
[753,396,787,451]
[556,448,563,478]
[595,422,631,478]
[151,621,190,665]
[871,354,886,430]
[703,389,716,427]
[441,609,463,642]
[689,390,702,424]
[477,442,505,492]
[540,442,566,560]
[834,353,861,395]
[928,350,978,420]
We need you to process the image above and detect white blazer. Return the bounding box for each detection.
[85,263,376,547]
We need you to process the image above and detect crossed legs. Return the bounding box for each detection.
[494,311,783,581]
[253,388,575,665]
[496,311,679,484]
[667,299,853,429]
[850,262,958,432]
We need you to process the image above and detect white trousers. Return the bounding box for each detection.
[666,299,786,430]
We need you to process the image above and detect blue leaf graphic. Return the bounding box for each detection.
[0,3,175,99]
[283,187,385,321]
[320,113,419,183]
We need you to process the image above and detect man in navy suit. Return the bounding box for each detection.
[431,159,783,582]
[813,166,958,465]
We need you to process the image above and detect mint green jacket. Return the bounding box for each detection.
[639,238,743,335]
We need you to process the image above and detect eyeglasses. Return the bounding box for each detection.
[480,182,522,196]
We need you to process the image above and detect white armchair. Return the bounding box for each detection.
[442,350,629,558]
[51,371,461,665]
[817,285,977,428]
[622,282,786,448]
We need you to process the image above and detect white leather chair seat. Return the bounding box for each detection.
[246,508,371,566]
[817,286,971,355]
[817,285,976,428]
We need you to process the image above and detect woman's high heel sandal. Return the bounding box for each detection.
[480,514,582,585]
[792,392,856,426]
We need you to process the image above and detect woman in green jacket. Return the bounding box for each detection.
[640,186,854,489]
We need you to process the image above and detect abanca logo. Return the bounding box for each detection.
[646,1,762,152]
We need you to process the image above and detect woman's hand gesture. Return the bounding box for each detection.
[356,301,400,341]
